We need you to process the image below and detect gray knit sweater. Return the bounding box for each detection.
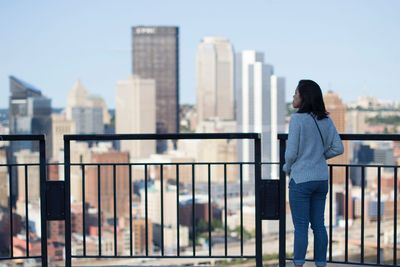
[283,113,344,183]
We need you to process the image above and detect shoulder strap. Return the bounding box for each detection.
[310,113,325,147]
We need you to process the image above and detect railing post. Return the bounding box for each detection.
[64,137,72,267]
[255,135,263,267]
[278,136,286,267]
[39,137,48,267]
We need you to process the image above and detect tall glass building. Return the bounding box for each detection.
[9,76,52,156]
[132,26,179,152]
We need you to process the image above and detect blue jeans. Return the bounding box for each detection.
[289,179,328,267]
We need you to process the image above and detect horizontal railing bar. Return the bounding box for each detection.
[279,133,400,141]
[51,162,271,166]
[328,163,399,168]
[296,258,394,267]
[71,255,256,259]
[0,256,42,260]
[0,134,45,141]
[0,163,40,167]
[4,133,400,142]
[5,163,396,169]
[4,162,396,168]
[5,133,400,142]
[65,133,261,141]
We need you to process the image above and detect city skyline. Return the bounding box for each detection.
[1,0,399,109]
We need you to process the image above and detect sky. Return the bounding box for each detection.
[0,0,399,108]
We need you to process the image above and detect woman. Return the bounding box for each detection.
[283,80,344,267]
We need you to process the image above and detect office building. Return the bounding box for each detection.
[9,76,52,157]
[132,26,179,152]
[236,51,285,181]
[196,37,234,122]
[116,75,156,159]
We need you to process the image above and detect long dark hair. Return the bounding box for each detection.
[297,79,329,120]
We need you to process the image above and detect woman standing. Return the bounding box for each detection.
[283,80,344,267]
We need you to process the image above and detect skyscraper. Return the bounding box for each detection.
[9,76,52,155]
[116,75,156,159]
[196,37,234,122]
[132,26,179,152]
[236,51,285,181]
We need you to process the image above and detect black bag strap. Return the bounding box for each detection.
[310,113,325,147]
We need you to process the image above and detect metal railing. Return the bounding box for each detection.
[278,134,400,267]
[64,133,263,267]
[0,135,47,266]
[1,133,399,267]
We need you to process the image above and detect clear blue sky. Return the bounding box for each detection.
[1,0,399,108]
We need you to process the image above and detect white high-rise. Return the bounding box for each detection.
[236,51,285,181]
[196,37,234,122]
[116,75,156,159]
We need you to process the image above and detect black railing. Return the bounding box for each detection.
[1,133,399,267]
[64,133,263,267]
[278,134,400,267]
[0,135,47,266]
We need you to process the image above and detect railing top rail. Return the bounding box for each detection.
[0,134,45,141]
[278,133,400,141]
[64,133,261,141]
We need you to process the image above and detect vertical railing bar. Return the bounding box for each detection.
[129,164,133,257]
[377,166,381,265]
[145,164,149,257]
[8,165,13,258]
[208,163,212,257]
[39,138,48,267]
[240,163,244,257]
[97,164,102,257]
[160,164,164,256]
[345,166,349,262]
[361,166,365,264]
[278,138,286,267]
[329,165,333,262]
[113,164,117,256]
[176,165,180,256]
[64,138,71,267]
[81,164,86,256]
[192,164,196,256]
[256,137,263,267]
[24,165,29,257]
[394,166,398,266]
[224,163,228,257]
